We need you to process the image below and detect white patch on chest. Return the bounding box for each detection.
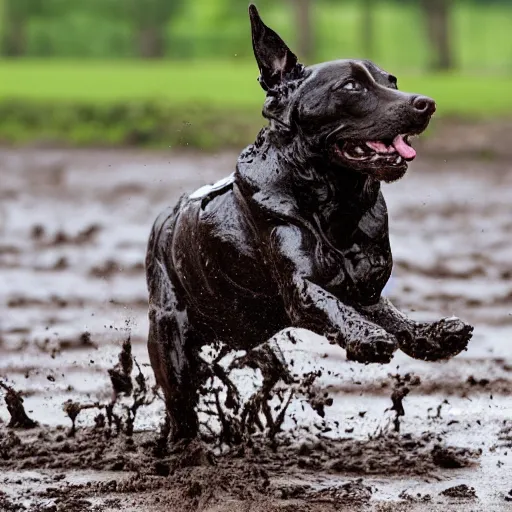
[189,174,235,199]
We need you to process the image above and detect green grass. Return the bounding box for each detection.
[0,59,511,149]
[0,60,263,106]
[1,0,510,149]
[1,60,512,117]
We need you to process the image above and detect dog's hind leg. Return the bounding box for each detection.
[146,243,208,441]
[148,306,206,441]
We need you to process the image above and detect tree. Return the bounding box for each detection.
[361,0,375,59]
[420,0,454,70]
[72,0,185,58]
[290,0,314,62]
[2,0,43,56]
[125,0,185,58]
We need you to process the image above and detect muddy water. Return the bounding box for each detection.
[1,148,511,511]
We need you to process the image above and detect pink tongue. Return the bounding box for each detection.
[392,135,416,159]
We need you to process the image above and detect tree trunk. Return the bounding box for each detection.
[137,26,165,59]
[421,0,454,71]
[292,0,314,62]
[361,0,375,59]
[2,19,27,57]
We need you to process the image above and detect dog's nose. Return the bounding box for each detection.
[411,95,436,115]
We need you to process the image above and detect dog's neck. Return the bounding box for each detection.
[244,128,381,221]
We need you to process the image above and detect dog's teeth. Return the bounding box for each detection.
[371,154,379,161]
[396,156,402,164]
[354,146,364,155]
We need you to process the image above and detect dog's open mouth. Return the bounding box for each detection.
[335,134,416,167]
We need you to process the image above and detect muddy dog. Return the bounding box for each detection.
[146,4,473,440]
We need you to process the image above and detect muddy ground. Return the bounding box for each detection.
[0,146,511,511]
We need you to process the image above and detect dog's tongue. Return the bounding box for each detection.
[366,136,417,159]
[392,135,416,159]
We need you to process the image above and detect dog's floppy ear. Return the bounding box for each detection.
[249,4,302,91]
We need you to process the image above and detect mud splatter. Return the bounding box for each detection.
[0,381,37,429]
[63,400,101,436]
[399,489,433,502]
[380,373,422,433]
[51,224,102,246]
[61,338,156,439]
[431,444,482,469]
[108,336,134,398]
[440,484,477,499]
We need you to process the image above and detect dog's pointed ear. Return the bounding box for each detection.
[249,4,302,91]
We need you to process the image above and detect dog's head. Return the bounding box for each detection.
[249,4,436,182]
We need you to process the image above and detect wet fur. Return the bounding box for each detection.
[146,5,473,440]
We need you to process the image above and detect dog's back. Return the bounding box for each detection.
[146,174,289,350]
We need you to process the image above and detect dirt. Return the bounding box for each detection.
[0,403,481,511]
[1,147,512,510]
[440,484,477,499]
[0,381,37,429]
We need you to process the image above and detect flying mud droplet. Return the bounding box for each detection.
[0,381,38,429]
[386,373,421,433]
[62,399,102,437]
[194,331,335,445]
[108,335,134,398]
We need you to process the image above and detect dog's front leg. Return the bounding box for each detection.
[359,297,473,361]
[269,226,398,363]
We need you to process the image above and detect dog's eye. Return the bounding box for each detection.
[332,79,366,93]
[341,79,364,92]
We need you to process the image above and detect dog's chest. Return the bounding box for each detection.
[318,193,392,303]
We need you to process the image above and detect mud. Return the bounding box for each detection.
[0,412,481,511]
[0,381,37,429]
[440,484,477,499]
[1,148,512,510]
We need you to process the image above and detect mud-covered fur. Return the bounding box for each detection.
[146,4,473,440]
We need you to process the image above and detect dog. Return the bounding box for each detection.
[146,4,473,440]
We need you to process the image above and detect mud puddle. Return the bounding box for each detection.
[1,148,512,510]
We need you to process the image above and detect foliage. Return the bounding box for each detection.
[0,98,260,149]
[0,0,510,71]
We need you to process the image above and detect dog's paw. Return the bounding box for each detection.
[346,330,398,364]
[405,317,474,361]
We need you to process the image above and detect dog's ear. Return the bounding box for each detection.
[249,4,302,91]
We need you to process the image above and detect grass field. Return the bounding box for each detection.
[0,0,511,148]
[0,60,512,116]
[0,59,511,148]
[1,60,512,117]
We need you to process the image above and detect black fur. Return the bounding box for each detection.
[146,4,473,440]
